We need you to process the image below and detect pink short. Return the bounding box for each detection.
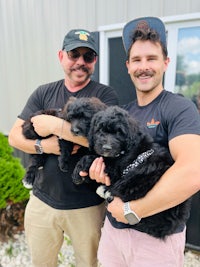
[98,217,186,267]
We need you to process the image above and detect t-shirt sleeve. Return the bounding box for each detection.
[162,96,200,141]
[19,81,119,121]
[18,86,44,120]
[94,84,119,106]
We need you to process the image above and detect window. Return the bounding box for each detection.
[175,26,200,112]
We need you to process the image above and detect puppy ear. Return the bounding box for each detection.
[88,116,96,149]
[68,96,77,102]
[90,97,107,112]
[124,117,141,150]
[61,97,77,121]
[127,117,153,151]
[88,112,101,149]
[62,97,77,114]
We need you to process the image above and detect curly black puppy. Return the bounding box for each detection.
[72,105,191,239]
[22,96,107,189]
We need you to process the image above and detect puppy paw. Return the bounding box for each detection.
[96,185,106,198]
[96,185,114,202]
[59,165,69,172]
[58,159,69,172]
[72,174,85,185]
[22,179,33,189]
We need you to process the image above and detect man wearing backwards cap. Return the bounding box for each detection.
[9,29,118,267]
[88,17,200,266]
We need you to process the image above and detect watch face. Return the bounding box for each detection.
[35,145,42,154]
[125,213,140,225]
[124,202,141,225]
[34,141,43,154]
[35,145,41,154]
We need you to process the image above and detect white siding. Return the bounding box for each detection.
[0,0,200,133]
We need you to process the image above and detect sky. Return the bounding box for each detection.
[177,26,200,75]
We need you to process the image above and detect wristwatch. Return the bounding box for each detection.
[34,139,43,154]
[124,202,141,225]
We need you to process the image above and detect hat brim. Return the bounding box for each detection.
[64,42,98,55]
[122,17,166,54]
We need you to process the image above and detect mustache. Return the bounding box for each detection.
[135,70,154,77]
[71,65,89,73]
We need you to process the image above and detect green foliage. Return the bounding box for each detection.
[0,132,29,209]
[183,81,200,99]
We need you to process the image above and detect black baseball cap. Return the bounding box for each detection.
[62,29,98,55]
[122,17,167,54]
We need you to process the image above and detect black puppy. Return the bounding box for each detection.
[22,97,107,189]
[72,105,191,239]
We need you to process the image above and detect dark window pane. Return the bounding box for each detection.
[109,37,136,105]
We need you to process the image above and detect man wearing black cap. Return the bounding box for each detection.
[88,17,200,266]
[9,29,118,267]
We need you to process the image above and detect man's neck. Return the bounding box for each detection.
[65,79,91,93]
[136,88,163,106]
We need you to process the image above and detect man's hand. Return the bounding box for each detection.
[107,197,128,224]
[79,157,128,223]
[72,144,81,154]
[31,115,59,137]
[42,135,61,155]
[79,157,111,185]
[89,157,111,186]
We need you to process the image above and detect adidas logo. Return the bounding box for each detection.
[147,118,160,128]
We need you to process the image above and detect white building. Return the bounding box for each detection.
[0,0,200,134]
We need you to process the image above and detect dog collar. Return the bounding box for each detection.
[122,149,154,177]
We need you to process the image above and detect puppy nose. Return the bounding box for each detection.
[102,144,112,152]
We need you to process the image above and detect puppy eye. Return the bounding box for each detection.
[66,114,72,121]
[116,127,126,136]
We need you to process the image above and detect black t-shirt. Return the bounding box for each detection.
[124,90,200,147]
[19,79,119,209]
[107,90,200,231]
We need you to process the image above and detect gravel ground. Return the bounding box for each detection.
[0,232,75,267]
[0,232,200,267]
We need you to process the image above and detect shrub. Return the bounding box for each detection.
[0,132,29,208]
[0,132,29,241]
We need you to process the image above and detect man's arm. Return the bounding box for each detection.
[30,114,89,147]
[90,134,200,223]
[9,118,62,155]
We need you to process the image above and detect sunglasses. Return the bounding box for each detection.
[66,49,97,63]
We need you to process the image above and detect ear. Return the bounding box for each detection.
[88,114,100,149]
[126,60,130,74]
[94,56,98,64]
[58,50,64,62]
[127,117,152,151]
[124,117,141,150]
[68,96,77,103]
[163,57,170,73]
[63,97,77,114]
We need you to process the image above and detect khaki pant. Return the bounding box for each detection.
[24,193,105,267]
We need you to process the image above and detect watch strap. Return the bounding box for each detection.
[124,201,141,224]
[35,139,43,154]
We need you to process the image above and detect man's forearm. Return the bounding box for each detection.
[129,163,200,219]
[8,118,37,154]
[30,115,89,147]
[52,118,89,147]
